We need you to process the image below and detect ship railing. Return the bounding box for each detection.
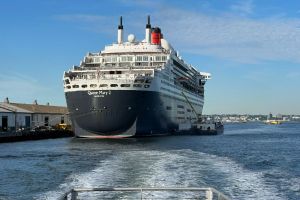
[59,187,230,200]
[76,63,165,70]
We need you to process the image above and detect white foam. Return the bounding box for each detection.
[37,150,283,200]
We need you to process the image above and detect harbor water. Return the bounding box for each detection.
[0,122,299,199]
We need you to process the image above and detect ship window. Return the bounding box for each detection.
[99,84,108,87]
[66,86,71,89]
[94,57,100,63]
[72,85,79,88]
[177,105,184,109]
[90,84,97,88]
[109,71,115,74]
[121,84,130,87]
[90,74,96,79]
[162,56,167,61]
[82,84,88,88]
[143,56,148,61]
[121,56,127,62]
[144,85,150,88]
[136,56,143,62]
[110,84,118,87]
[111,56,117,62]
[104,57,111,62]
[177,111,185,114]
[134,79,144,83]
[65,79,70,84]
[127,56,133,61]
[116,71,122,74]
[155,56,161,61]
[133,84,142,87]
[145,79,152,83]
[187,109,191,112]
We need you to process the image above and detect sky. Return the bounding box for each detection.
[0,0,299,115]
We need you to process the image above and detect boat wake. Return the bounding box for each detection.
[37,150,283,200]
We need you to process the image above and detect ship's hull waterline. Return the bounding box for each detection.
[66,90,181,138]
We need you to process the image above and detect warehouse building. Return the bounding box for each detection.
[0,98,70,132]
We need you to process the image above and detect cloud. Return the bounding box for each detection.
[0,73,52,104]
[230,0,254,15]
[53,1,300,64]
[54,14,107,23]
[154,8,300,64]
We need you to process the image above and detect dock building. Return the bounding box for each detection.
[0,98,70,132]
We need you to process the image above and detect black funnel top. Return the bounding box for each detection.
[118,16,123,29]
[146,15,151,28]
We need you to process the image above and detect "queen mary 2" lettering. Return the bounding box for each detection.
[88,90,112,97]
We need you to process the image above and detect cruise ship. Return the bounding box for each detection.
[63,16,211,138]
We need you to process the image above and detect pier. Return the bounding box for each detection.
[0,129,74,143]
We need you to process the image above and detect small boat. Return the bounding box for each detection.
[265,120,282,125]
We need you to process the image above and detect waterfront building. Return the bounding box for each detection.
[0,98,70,132]
[0,102,32,132]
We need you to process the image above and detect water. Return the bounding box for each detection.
[0,122,299,199]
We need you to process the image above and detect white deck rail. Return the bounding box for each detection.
[59,187,230,200]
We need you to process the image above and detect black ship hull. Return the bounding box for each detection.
[65,90,178,138]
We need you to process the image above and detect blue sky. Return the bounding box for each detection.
[0,0,299,114]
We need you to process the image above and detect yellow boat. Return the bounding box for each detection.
[265,120,282,125]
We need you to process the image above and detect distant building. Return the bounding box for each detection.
[0,98,70,132]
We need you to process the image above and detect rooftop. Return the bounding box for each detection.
[10,103,68,114]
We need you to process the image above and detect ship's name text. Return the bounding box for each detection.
[88,90,111,97]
